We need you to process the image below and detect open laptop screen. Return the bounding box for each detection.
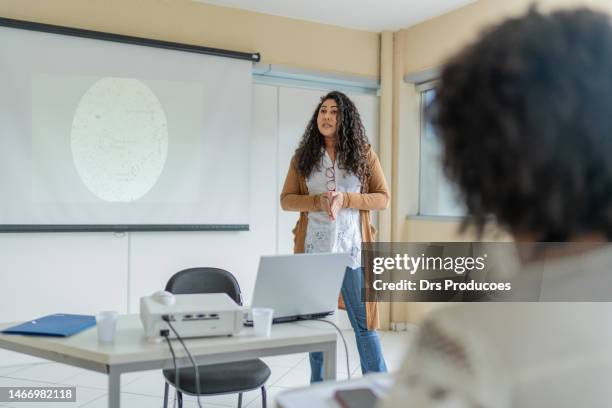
[247,253,349,323]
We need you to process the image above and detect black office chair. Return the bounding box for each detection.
[162,267,271,408]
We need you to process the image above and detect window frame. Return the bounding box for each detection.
[416,81,465,219]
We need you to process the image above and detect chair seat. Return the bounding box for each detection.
[163,359,271,395]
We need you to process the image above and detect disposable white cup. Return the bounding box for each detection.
[96,311,119,343]
[252,308,274,337]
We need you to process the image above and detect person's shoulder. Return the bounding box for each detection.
[382,304,512,408]
[421,303,517,340]
[288,153,300,169]
[427,302,521,322]
[363,144,379,162]
[419,303,484,330]
[408,304,494,363]
[423,302,587,345]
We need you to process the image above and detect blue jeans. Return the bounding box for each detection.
[309,267,387,382]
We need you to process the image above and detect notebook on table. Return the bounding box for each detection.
[1,313,96,337]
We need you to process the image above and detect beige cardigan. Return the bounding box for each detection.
[280,146,389,330]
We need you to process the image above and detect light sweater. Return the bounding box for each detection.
[381,245,612,407]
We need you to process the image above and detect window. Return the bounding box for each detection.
[418,87,465,217]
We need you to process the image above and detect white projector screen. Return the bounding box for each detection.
[0,19,254,231]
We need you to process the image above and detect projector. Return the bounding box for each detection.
[140,292,243,341]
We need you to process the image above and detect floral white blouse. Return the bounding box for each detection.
[305,150,362,269]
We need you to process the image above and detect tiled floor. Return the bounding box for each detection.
[0,330,412,408]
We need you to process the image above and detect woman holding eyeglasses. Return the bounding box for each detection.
[280,91,389,382]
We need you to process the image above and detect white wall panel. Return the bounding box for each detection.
[0,233,127,364]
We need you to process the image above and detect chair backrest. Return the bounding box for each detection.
[165,267,243,306]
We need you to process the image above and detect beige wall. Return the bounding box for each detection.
[401,0,612,75]
[402,218,474,242]
[402,218,512,242]
[0,0,379,78]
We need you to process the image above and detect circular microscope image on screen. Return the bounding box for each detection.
[71,77,168,202]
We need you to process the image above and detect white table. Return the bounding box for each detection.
[0,315,338,408]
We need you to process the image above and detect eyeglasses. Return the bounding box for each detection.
[325,166,336,191]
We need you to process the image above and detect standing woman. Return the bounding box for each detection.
[280,91,389,382]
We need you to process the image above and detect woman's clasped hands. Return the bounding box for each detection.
[320,191,344,220]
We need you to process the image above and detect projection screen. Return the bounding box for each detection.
[0,18,257,231]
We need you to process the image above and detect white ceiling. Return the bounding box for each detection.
[193,0,476,32]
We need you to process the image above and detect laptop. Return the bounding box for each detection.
[246,253,350,324]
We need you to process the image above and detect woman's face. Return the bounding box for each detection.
[317,98,338,138]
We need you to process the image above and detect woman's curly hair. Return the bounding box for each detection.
[433,7,612,241]
[295,91,371,181]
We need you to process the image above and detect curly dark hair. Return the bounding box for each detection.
[433,7,612,240]
[295,91,371,181]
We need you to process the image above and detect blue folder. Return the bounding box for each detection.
[1,314,96,337]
